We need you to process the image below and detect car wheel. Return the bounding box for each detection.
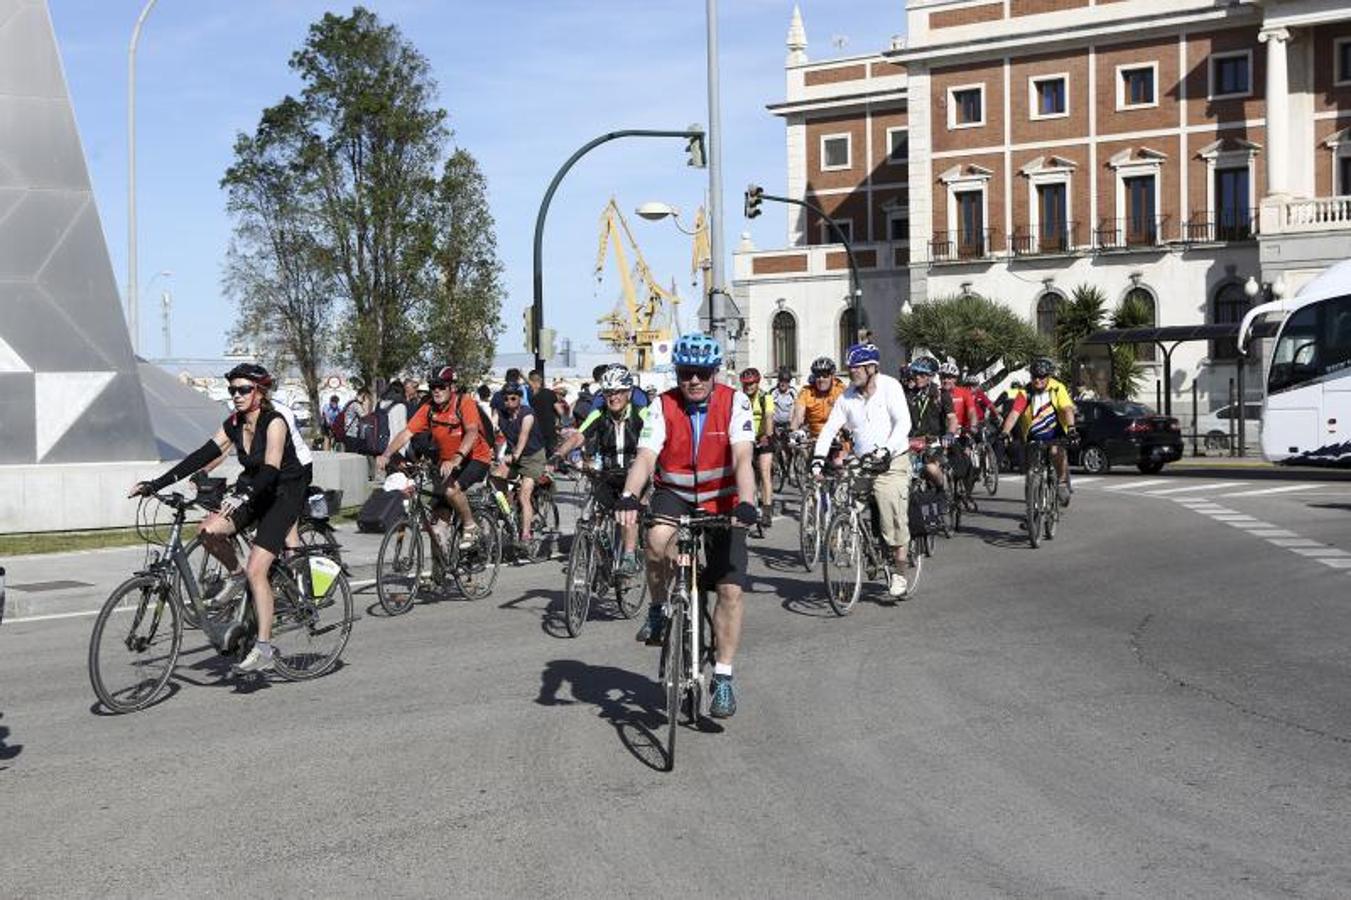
[1137,460,1165,475]
[1080,445,1110,475]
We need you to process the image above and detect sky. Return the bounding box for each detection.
[50,0,903,364]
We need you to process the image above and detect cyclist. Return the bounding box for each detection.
[378,365,492,553]
[999,358,1076,505]
[940,362,981,489]
[615,333,759,719]
[790,356,846,441]
[906,356,956,488]
[810,343,914,598]
[552,364,648,574]
[740,367,776,526]
[129,363,305,674]
[770,367,796,430]
[496,382,546,544]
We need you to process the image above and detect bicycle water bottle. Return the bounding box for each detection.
[493,486,511,516]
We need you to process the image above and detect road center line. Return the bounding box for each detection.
[1148,482,1243,495]
[1219,484,1317,498]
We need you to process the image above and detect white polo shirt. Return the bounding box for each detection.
[812,373,912,458]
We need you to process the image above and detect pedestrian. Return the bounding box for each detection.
[527,369,562,456]
[321,393,342,450]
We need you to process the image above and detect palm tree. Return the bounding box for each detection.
[1108,294,1152,400]
[1054,285,1107,384]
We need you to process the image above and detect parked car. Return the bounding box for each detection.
[1072,400,1184,474]
[1193,402,1261,452]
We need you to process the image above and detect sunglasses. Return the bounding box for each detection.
[676,367,716,382]
[603,389,629,397]
[505,395,522,402]
[227,385,256,397]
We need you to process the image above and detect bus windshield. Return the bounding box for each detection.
[1268,293,1351,395]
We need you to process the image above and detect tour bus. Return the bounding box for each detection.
[1238,260,1351,467]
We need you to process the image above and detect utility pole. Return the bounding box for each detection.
[160,288,172,358]
[127,0,160,354]
[705,0,729,351]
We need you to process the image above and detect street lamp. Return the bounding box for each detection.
[127,0,162,354]
[635,202,699,235]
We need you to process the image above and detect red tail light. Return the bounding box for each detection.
[1125,420,1151,434]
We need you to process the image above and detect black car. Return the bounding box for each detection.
[1072,400,1183,474]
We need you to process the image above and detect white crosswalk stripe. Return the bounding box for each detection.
[1219,484,1317,498]
[1147,482,1243,495]
[1102,478,1170,492]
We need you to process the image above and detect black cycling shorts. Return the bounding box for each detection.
[649,488,748,590]
[231,480,305,555]
[589,471,628,512]
[432,458,490,496]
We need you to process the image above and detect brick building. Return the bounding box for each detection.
[732,1,1351,412]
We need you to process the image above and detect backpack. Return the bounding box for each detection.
[340,401,367,454]
[908,481,946,537]
[357,405,392,457]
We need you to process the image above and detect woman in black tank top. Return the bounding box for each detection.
[129,363,303,674]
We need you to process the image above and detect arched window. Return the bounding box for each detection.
[771,310,798,374]
[1036,292,1061,338]
[1121,286,1157,362]
[837,307,859,367]
[1212,281,1248,359]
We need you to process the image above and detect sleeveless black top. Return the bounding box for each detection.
[224,408,304,486]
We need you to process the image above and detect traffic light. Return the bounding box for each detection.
[538,328,557,361]
[744,184,764,219]
[686,127,707,169]
[522,306,536,354]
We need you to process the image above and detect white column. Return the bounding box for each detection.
[1259,26,1291,198]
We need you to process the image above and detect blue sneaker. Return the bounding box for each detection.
[636,604,666,646]
[709,673,736,718]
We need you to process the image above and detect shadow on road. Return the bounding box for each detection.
[0,712,23,768]
[535,659,670,771]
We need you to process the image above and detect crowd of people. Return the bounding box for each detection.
[126,333,1079,714]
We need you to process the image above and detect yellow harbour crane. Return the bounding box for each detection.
[594,197,694,370]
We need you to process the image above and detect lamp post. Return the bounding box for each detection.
[127,0,161,355]
[705,0,729,350]
[1236,273,1287,457]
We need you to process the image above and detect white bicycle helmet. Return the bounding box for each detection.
[938,361,960,378]
[598,364,634,392]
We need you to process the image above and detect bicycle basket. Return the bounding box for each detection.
[908,483,946,537]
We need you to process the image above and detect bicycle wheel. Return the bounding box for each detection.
[174,535,236,630]
[661,603,686,772]
[453,514,502,600]
[376,517,423,616]
[792,452,810,495]
[1043,476,1060,541]
[613,529,648,619]
[823,513,863,616]
[523,491,560,562]
[270,559,353,680]
[297,519,344,567]
[982,444,999,496]
[945,471,962,534]
[563,526,595,637]
[903,536,924,596]
[771,451,787,493]
[1025,468,1044,549]
[89,575,182,713]
[798,487,821,570]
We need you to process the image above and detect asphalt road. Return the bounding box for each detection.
[2,470,1350,897]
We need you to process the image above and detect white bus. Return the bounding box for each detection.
[1239,260,1351,467]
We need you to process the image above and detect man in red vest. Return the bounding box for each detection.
[616,333,759,719]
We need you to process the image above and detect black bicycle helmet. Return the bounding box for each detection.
[809,356,836,376]
[1029,357,1056,379]
[223,363,273,387]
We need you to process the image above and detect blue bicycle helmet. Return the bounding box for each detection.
[845,342,881,367]
[671,332,723,368]
[908,356,937,376]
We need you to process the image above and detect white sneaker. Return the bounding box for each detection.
[458,523,480,551]
[233,646,274,674]
[888,573,909,598]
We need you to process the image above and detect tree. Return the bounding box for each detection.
[896,293,1052,376]
[222,96,336,423]
[291,7,450,385]
[1107,293,1152,400]
[1054,284,1108,382]
[422,150,505,384]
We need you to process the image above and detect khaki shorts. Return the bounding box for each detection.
[510,450,547,483]
[871,452,911,548]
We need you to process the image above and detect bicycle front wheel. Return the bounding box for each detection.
[523,491,560,562]
[453,514,502,600]
[563,526,595,637]
[661,604,686,772]
[982,444,999,496]
[799,488,821,570]
[376,517,423,615]
[89,576,182,713]
[270,559,353,681]
[823,513,863,616]
[1043,477,1060,541]
[613,528,648,619]
[903,536,925,597]
[1025,468,1044,549]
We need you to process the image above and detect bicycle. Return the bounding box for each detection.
[1023,438,1070,548]
[374,459,502,614]
[822,457,925,615]
[770,425,808,495]
[797,459,840,571]
[973,424,1000,496]
[88,492,354,714]
[562,468,647,636]
[943,438,980,534]
[646,510,732,771]
[480,467,560,564]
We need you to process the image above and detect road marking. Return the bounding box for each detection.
[1268,538,1322,548]
[1249,529,1299,538]
[1171,499,1351,575]
[1103,479,1170,492]
[1219,484,1317,498]
[1293,548,1351,558]
[6,608,102,624]
[1226,521,1277,530]
[1073,477,1101,485]
[1318,558,1351,569]
[1147,482,1243,495]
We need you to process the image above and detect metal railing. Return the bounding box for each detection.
[1184,210,1256,243]
[929,228,998,262]
[1009,221,1081,256]
[1093,215,1170,250]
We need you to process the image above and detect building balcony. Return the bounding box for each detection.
[1183,211,1257,244]
[1093,216,1171,252]
[1009,222,1082,257]
[930,229,998,263]
[1260,195,1351,236]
